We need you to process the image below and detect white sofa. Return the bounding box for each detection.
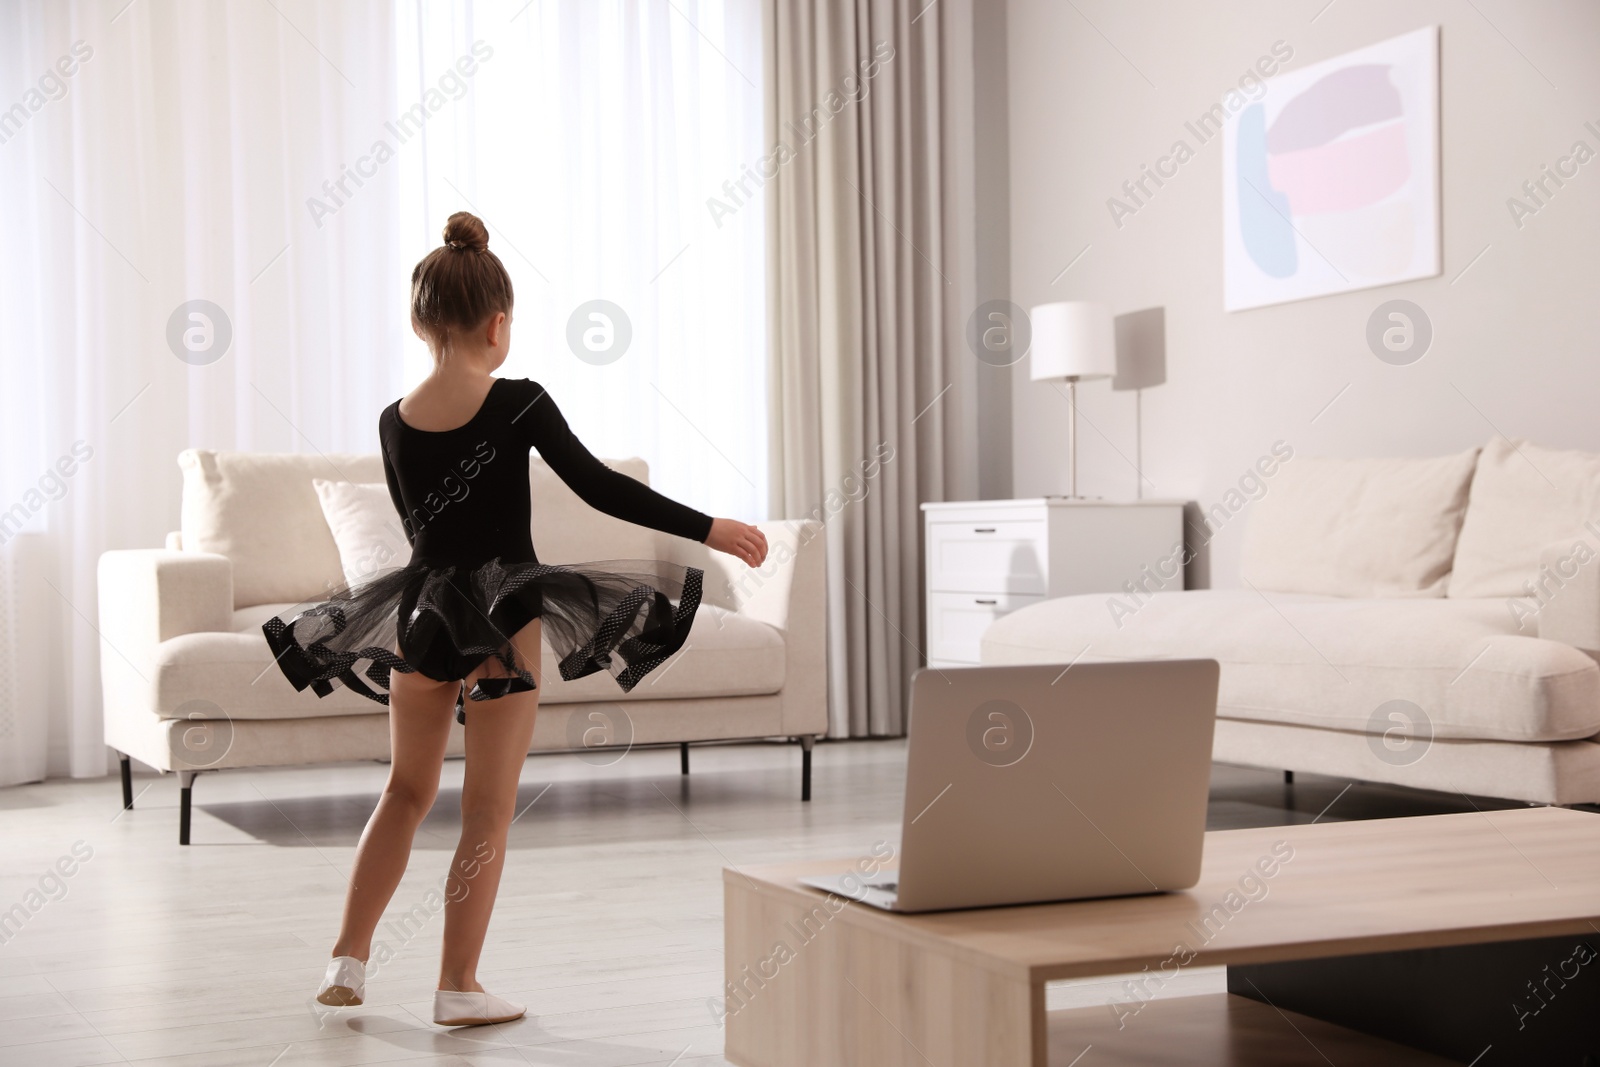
[982,437,1600,807]
[99,450,827,842]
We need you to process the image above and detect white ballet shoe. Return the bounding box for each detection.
[432,988,526,1026]
[315,955,365,1006]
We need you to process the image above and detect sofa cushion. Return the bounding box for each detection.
[1240,449,1478,598]
[154,629,381,721]
[180,450,384,608]
[181,450,665,608]
[529,457,667,563]
[979,590,1600,743]
[312,460,666,580]
[150,603,784,721]
[535,604,785,704]
[1450,437,1600,598]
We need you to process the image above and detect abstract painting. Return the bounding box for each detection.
[1223,27,1439,311]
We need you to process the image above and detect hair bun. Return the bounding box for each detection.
[442,211,489,253]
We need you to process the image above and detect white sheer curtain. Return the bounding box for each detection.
[395,0,769,521]
[0,1,401,785]
[0,0,768,785]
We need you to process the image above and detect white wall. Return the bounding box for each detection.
[1004,0,1600,588]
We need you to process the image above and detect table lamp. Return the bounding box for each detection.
[1029,301,1117,499]
[1112,306,1167,500]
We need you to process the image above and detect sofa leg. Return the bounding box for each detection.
[680,742,690,776]
[119,753,134,810]
[800,735,815,802]
[179,770,202,846]
[1284,770,1295,785]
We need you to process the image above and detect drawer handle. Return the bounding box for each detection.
[973,527,997,533]
[974,598,998,605]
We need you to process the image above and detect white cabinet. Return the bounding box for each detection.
[920,499,1186,667]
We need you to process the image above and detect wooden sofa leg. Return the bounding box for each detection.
[119,753,134,810]
[800,735,815,802]
[680,742,690,776]
[179,770,202,845]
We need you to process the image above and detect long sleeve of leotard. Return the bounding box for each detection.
[380,440,416,546]
[513,380,714,544]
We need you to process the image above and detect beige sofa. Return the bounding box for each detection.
[99,450,826,843]
[982,438,1600,807]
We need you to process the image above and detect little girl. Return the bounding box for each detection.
[263,212,768,1027]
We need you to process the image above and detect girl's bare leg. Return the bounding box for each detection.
[438,618,541,993]
[330,667,458,962]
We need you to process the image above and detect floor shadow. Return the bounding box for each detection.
[189,760,816,849]
[188,750,1546,850]
[1206,762,1526,831]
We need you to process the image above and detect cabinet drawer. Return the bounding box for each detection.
[926,590,1044,665]
[926,519,1048,594]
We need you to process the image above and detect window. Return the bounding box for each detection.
[397,0,769,520]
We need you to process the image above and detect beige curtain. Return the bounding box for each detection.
[766,0,981,737]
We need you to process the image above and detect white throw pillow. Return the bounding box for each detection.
[312,480,411,587]
[1240,449,1479,598]
[1449,438,1600,598]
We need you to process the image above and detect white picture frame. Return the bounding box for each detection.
[1222,26,1440,312]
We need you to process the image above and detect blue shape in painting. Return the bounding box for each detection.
[1236,104,1297,278]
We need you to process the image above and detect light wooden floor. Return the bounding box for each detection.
[0,740,1525,1066]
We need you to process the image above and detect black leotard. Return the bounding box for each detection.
[264,377,708,705]
[378,377,713,567]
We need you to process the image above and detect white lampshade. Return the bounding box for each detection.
[1028,301,1117,382]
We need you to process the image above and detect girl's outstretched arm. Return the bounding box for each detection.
[516,380,766,565]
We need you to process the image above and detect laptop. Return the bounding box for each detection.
[801,660,1219,912]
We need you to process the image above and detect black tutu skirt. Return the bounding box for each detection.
[262,558,703,721]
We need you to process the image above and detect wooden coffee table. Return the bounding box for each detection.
[722,807,1600,1066]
